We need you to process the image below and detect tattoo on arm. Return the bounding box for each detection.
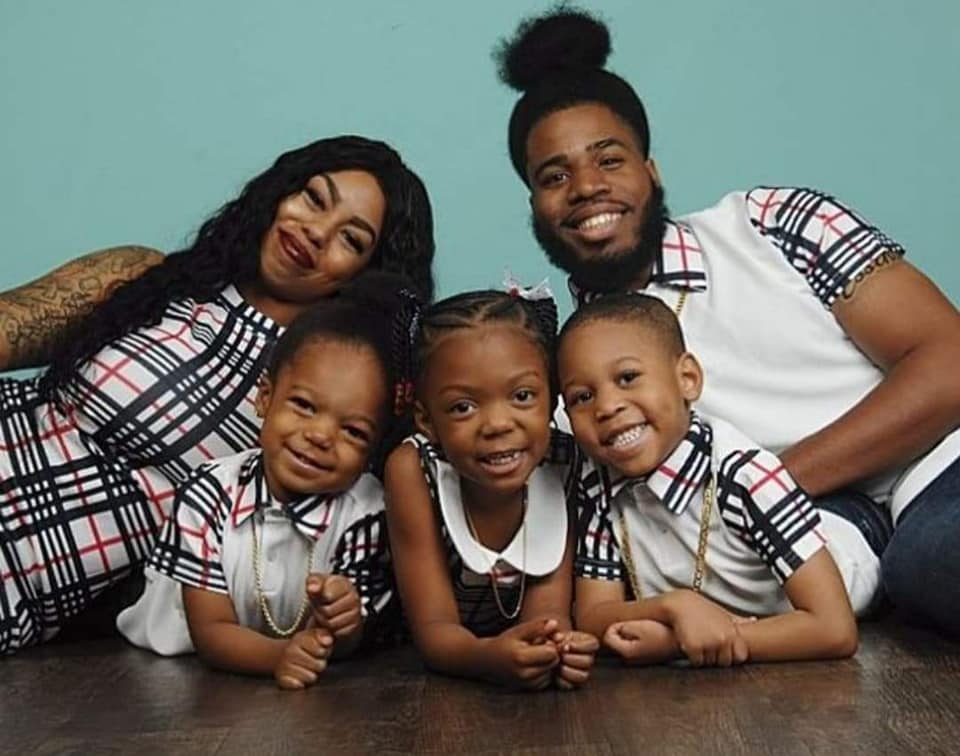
[840,249,900,302]
[0,245,164,370]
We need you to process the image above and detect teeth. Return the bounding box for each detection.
[610,424,646,448]
[483,450,521,466]
[579,212,622,231]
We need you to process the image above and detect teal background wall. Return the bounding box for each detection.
[2,1,958,314]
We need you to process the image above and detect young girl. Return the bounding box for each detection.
[559,293,889,666]
[117,272,420,689]
[384,288,598,691]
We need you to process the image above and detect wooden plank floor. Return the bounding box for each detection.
[3,620,959,755]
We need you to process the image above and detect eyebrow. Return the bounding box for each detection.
[321,174,379,244]
[532,138,631,180]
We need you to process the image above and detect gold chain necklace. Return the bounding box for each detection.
[251,511,314,637]
[462,488,528,620]
[617,473,715,600]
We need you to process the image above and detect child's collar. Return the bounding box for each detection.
[606,412,713,516]
[432,457,569,576]
[229,450,343,540]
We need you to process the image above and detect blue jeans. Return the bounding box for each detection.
[881,454,960,638]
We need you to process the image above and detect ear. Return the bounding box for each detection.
[413,399,437,442]
[676,352,704,404]
[254,375,273,419]
[645,158,662,187]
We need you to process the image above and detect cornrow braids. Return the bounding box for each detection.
[414,289,559,410]
[40,135,435,406]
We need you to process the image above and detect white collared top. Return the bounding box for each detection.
[407,434,570,637]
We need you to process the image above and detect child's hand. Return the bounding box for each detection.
[665,590,751,667]
[550,630,599,690]
[486,618,561,691]
[603,619,679,665]
[307,573,362,640]
[274,627,334,690]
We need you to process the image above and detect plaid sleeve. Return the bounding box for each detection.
[331,511,392,619]
[716,448,826,584]
[147,466,231,594]
[573,463,624,582]
[747,186,905,307]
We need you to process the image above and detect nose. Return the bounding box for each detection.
[594,387,626,423]
[303,219,331,250]
[479,403,515,437]
[304,416,335,449]
[568,164,609,204]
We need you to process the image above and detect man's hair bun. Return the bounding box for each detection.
[495,6,611,92]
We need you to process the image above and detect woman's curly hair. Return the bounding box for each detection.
[39,135,435,402]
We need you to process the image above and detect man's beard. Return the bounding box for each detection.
[532,184,669,294]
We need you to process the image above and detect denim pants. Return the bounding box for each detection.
[880,454,960,638]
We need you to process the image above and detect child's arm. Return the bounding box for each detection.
[384,444,560,689]
[733,548,858,661]
[183,585,333,687]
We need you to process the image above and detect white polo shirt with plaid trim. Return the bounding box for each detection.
[117,448,391,655]
[574,413,881,616]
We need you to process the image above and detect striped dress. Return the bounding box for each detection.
[0,285,280,653]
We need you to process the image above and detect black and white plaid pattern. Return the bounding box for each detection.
[575,413,824,587]
[149,450,392,620]
[571,186,903,310]
[746,187,905,307]
[409,435,525,638]
[0,286,281,654]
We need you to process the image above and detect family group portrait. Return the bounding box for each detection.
[2,1,958,753]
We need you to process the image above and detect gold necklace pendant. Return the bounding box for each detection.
[463,488,528,621]
[251,511,314,638]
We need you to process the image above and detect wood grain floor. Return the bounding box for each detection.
[3,620,959,755]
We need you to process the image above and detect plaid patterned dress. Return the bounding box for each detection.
[0,285,281,653]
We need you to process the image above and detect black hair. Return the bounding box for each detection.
[494,6,651,183]
[40,135,435,403]
[559,292,686,357]
[268,269,422,475]
[414,289,559,409]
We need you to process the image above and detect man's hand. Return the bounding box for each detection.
[665,590,751,667]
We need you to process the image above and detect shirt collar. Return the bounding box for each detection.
[569,219,707,306]
[423,442,569,577]
[231,451,337,540]
[605,412,713,516]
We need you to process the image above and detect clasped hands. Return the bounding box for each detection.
[487,618,599,691]
[274,573,362,690]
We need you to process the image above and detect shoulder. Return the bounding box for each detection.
[341,472,386,518]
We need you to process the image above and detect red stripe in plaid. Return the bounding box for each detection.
[0,286,283,652]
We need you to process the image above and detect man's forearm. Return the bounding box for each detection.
[0,245,163,370]
[780,341,960,497]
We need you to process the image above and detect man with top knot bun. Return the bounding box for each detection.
[495,7,960,639]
